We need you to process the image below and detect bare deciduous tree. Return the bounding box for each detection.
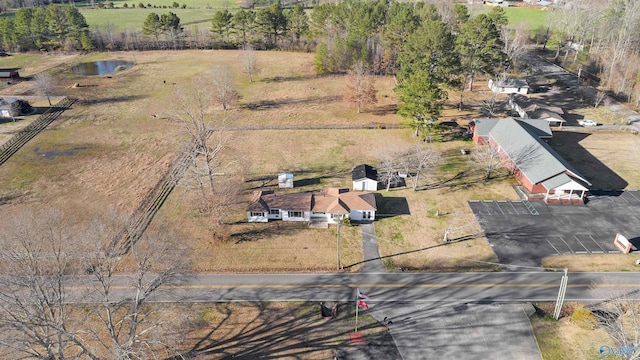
[591,281,640,360]
[501,23,529,71]
[344,61,377,114]
[399,143,441,191]
[0,209,95,360]
[34,73,55,106]
[211,65,240,111]
[173,80,226,212]
[83,216,189,359]
[239,45,261,83]
[376,146,402,192]
[470,145,505,180]
[594,88,608,108]
[0,210,190,360]
[442,211,478,242]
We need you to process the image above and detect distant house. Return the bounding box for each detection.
[278,172,293,188]
[352,164,378,191]
[484,0,508,6]
[469,118,590,204]
[0,69,19,79]
[510,94,566,127]
[247,188,377,224]
[488,78,529,94]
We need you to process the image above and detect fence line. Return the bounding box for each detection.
[0,97,76,166]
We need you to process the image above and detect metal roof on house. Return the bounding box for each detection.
[247,188,376,213]
[471,117,552,138]
[246,190,312,212]
[541,173,588,191]
[488,118,590,186]
[352,164,377,181]
[494,78,529,88]
[0,97,18,110]
[470,118,500,137]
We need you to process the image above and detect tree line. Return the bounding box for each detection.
[544,0,640,107]
[0,5,92,51]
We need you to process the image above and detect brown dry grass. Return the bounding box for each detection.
[55,302,388,359]
[1,51,638,273]
[548,131,640,190]
[176,302,388,359]
[531,302,615,360]
[542,254,640,272]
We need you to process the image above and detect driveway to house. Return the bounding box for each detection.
[469,192,640,268]
[361,222,386,273]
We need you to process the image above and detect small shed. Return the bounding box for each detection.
[352,164,378,191]
[489,78,529,94]
[278,172,294,188]
[0,97,20,118]
[0,69,20,79]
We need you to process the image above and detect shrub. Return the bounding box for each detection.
[172,1,179,7]
[181,3,186,8]
[123,2,128,7]
[138,2,145,8]
[571,304,598,330]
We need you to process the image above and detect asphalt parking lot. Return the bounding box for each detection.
[469,191,640,268]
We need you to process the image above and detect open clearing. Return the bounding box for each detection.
[1,50,640,273]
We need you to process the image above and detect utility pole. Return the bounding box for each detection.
[553,268,568,320]
[337,220,342,270]
[577,68,582,88]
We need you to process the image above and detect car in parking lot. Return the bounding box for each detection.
[578,119,598,127]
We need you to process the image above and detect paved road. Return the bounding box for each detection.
[65,272,640,304]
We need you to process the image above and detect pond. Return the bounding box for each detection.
[72,60,133,76]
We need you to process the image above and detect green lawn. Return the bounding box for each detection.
[503,7,548,30]
[0,53,49,69]
[80,8,218,30]
[77,0,236,9]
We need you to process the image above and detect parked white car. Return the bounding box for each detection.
[578,119,597,127]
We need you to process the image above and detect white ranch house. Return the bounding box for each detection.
[247,188,377,224]
[488,78,529,94]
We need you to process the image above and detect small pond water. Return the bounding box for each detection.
[72,60,133,76]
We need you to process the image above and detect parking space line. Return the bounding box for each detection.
[508,202,521,215]
[588,234,607,252]
[574,235,591,252]
[599,240,619,252]
[629,191,640,201]
[546,239,561,254]
[558,236,574,253]
[621,191,640,204]
[494,201,505,215]
[617,195,630,203]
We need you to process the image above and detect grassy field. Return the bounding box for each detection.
[80,8,217,31]
[503,6,549,30]
[1,50,639,274]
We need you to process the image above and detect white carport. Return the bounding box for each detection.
[542,174,588,202]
